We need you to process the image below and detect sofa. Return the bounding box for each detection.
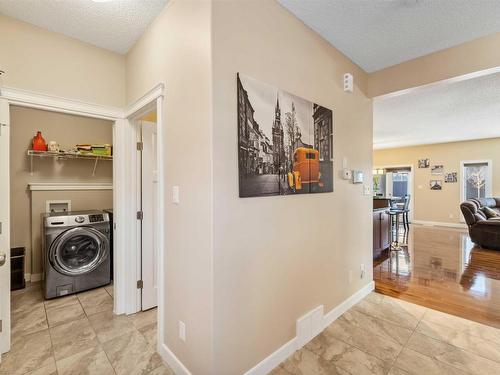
[460,197,500,250]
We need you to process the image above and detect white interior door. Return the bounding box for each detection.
[141,121,158,310]
[0,98,11,359]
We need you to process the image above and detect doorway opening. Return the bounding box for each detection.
[0,84,165,368]
[135,109,159,311]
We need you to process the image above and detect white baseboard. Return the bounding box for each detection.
[31,273,43,282]
[323,281,375,328]
[24,273,43,282]
[412,220,467,229]
[159,343,192,375]
[244,281,375,375]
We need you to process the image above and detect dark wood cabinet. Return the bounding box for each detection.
[373,209,390,258]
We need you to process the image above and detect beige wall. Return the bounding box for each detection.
[9,106,113,275]
[0,14,125,107]
[373,138,500,224]
[126,1,213,373]
[212,1,373,374]
[367,32,500,98]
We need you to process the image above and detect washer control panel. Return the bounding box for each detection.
[88,214,104,223]
[45,211,109,227]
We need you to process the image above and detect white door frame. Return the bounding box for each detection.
[0,98,11,358]
[373,164,415,221]
[0,84,164,354]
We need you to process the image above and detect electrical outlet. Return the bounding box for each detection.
[360,264,365,279]
[348,270,353,284]
[449,213,454,219]
[179,321,186,342]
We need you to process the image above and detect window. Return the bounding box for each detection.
[392,172,409,198]
[306,152,316,160]
[461,161,492,200]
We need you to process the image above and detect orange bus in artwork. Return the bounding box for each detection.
[287,147,324,191]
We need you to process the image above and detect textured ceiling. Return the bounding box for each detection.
[279,0,500,72]
[0,0,168,54]
[373,72,500,149]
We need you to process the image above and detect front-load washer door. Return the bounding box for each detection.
[49,227,109,276]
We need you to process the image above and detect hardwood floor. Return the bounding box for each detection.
[374,224,500,329]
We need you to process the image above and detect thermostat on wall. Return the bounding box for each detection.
[353,170,364,184]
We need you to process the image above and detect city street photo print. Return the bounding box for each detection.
[237,73,333,198]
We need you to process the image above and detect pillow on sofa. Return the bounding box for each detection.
[481,206,500,219]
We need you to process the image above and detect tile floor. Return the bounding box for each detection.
[5,284,500,375]
[271,292,500,375]
[0,282,174,375]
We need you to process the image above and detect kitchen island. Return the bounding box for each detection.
[373,197,391,259]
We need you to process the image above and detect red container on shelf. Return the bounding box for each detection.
[32,131,47,151]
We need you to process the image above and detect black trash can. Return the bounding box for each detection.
[11,247,26,291]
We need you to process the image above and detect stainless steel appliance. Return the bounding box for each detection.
[42,210,111,299]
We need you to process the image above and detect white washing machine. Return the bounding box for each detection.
[42,210,111,299]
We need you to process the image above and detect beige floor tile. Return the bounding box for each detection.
[394,348,469,375]
[406,331,500,375]
[282,348,350,375]
[364,292,385,305]
[146,364,175,375]
[105,284,114,297]
[353,295,426,330]
[268,365,292,375]
[416,319,500,363]
[11,288,44,313]
[102,330,163,375]
[387,367,411,375]
[56,347,114,375]
[26,362,58,375]
[11,302,48,337]
[306,331,391,375]
[44,295,79,310]
[88,309,135,343]
[132,308,158,330]
[336,323,404,363]
[326,309,411,362]
[46,298,86,327]
[50,317,100,361]
[422,308,500,346]
[0,329,55,375]
[77,287,113,316]
[139,322,158,346]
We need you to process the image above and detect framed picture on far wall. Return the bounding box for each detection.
[418,158,430,168]
[430,180,443,190]
[444,172,457,183]
[431,165,444,175]
[237,73,333,198]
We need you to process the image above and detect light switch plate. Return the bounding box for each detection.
[172,186,180,204]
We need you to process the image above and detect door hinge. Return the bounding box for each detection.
[136,211,143,220]
[0,319,2,333]
[136,141,143,151]
[137,280,143,289]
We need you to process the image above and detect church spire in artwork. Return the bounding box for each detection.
[273,92,281,130]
